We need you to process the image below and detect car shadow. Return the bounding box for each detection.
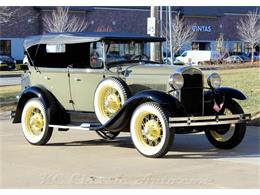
[47,136,134,149]
[47,130,260,160]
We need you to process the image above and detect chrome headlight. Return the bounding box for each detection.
[207,73,221,89]
[169,73,184,90]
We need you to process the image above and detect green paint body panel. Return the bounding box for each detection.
[28,63,184,112]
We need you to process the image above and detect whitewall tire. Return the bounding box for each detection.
[94,77,129,125]
[130,102,174,158]
[21,98,53,145]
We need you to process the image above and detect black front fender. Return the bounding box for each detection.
[205,87,247,101]
[96,90,185,132]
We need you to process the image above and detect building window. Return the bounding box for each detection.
[0,40,11,56]
[233,42,242,53]
[192,42,200,50]
[192,42,211,50]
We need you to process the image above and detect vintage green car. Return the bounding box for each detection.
[12,32,251,158]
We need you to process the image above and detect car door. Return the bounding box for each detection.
[69,42,104,112]
[30,68,73,110]
[69,69,104,111]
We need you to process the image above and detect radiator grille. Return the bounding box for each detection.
[181,74,203,115]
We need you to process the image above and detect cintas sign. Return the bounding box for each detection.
[192,25,212,33]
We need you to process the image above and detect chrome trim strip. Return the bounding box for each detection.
[176,66,203,75]
[49,124,90,130]
[35,67,104,73]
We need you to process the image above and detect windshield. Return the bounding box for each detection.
[181,52,187,57]
[105,41,162,64]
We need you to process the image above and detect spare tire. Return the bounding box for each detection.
[94,77,130,124]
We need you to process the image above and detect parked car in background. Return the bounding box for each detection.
[223,55,244,64]
[247,52,260,61]
[0,55,16,70]
[238,55,251,62]
[175,50,221,65]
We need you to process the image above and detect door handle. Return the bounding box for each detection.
[74,77,81,81]
[44,76,50,80]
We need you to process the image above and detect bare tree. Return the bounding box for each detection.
[0,7,17,24]
[43,7,88,32]
[95,25,113,32]
[237,9,260,64]
[216,33,224,54]
[216,33,229,58]
[164,12,196,55]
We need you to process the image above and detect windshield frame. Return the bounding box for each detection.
[102,40,163,68]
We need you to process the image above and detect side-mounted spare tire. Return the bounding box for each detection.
[94,77,130,125]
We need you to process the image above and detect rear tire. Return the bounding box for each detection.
[21,98,53,145]
[205,99,246,149]
[130,102,174,158]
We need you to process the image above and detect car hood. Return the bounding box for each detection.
[108,63,202,93]
[109,63,184,76]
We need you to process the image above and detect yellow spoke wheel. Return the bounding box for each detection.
[130,102,174,158]
[94,78,129,125]
[205,99,246,149]
[21,98,53,145]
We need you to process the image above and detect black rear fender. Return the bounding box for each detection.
[13,86,68,124]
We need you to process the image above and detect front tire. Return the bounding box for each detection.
[205,99,246,149]
[130,102,174,158]
[21,98,53,145]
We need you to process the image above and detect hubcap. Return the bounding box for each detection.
[137,113,163,146]
[210,109,235,142]
[25,107,44,136]
[101,87,122,118]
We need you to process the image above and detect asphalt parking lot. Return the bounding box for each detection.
[0,112,259,188]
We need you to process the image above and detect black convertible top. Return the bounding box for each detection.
[24,32,166,49]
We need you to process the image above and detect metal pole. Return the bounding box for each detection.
[168,6,173,65]
[150,6,158,61]
[165,6,168,60]
[160,6,163,37]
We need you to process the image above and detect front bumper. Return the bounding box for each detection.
[169,113,251,127]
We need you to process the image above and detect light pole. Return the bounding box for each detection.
[168,6,173,65]
[150,6,158,61]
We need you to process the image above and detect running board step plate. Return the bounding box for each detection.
[49,122,101,131]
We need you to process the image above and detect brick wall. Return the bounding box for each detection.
[0,6,249,41]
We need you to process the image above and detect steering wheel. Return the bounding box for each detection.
[131,54,150,61]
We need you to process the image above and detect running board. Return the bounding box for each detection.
[49,122,101,131]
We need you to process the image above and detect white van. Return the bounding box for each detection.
[175,50,221,65]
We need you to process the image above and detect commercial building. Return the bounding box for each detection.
[0,6,259,61]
